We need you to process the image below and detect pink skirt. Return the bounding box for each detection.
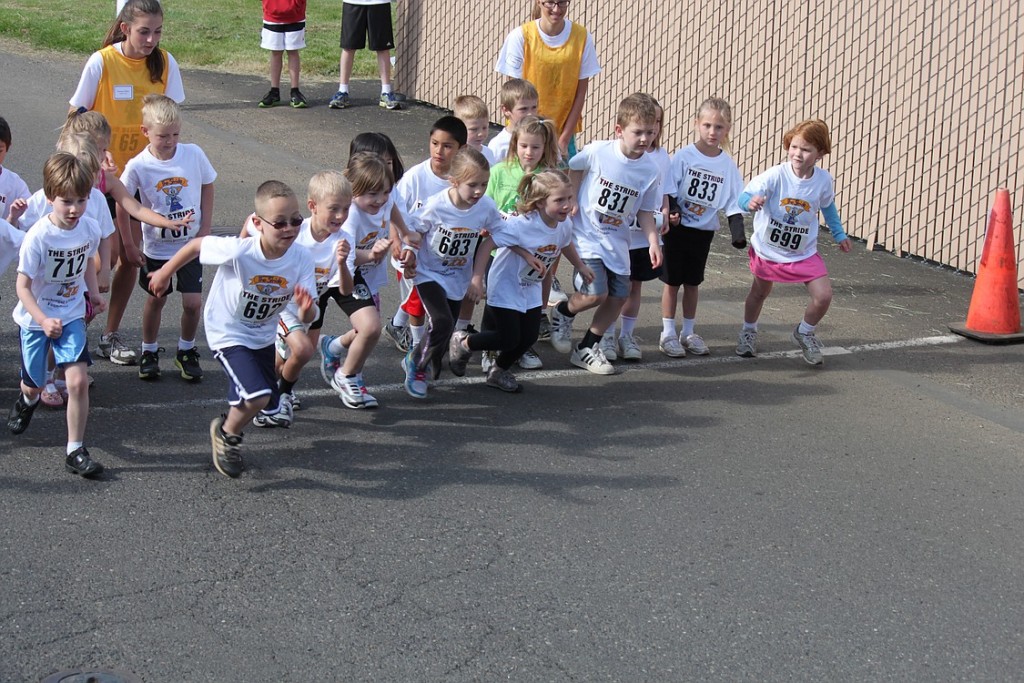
[748,248,828,283]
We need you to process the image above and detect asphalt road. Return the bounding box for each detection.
[1,45,1023,682]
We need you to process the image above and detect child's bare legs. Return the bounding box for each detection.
[141,293,166,344]
[62,363,89,443]
[224,396,270,436]
[269,50,284,88]
[589,296,627,337]
[375,50,392,88]
[338,48,356,86]
[457,298,476,329]
[743,276,774,325]
[286,50,301,89]
[103,221,141,363]
[340,307,382,376]
[622,281,643,321]
[803,276,833,326]
[282,333,315,385]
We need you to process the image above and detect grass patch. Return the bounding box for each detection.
[0,0,385,80]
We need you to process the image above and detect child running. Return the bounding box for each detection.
[385,116,467,357]
[317,154,407,410]
[736,118,851,365]
[122,94,216,381]
[0,115,31,225]
[147,180,317,478]
[549,93,663,375]
[8,153,107,477]
[247,171,353,424]
[659,97,746,358]
[449,170,590,392]
[401,147,503,399]
[605,94,670,362]
[480,114,559,371]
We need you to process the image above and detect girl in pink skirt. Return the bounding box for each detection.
[736,119,852,365]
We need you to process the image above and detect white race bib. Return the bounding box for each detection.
[429,224,479,263]
[518,250,558,283]
[44,247,89,284]
[681,167,724,209]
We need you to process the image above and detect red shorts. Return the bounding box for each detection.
[397,271,424,317]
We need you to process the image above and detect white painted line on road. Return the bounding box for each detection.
[93,334,963,412]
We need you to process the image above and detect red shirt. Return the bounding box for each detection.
[262,0,306,24]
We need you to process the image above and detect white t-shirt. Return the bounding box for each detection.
[0,217,25,276]
[13,215,102,330]
[487,211,573,312]
[121,143,217,260]
[339,196,394,298]
[200,235,316,351]
[569,139,661,275]
[476,144,498,167]
[747,162,835,264]
[0,167,31,222]
[278,219,343,326]
[69,42,185,109]
[495,20,601,80]
[629,146,671,250]
[487,129,512,163]
[411,190,504,300]
[19,188,116,240]
[392,159,451,271]
[669,143,744,232]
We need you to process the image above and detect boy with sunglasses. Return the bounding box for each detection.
[123,95,216,381]
[147,180,317,478]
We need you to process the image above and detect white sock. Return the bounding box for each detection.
[23,393,40,406]
[338,84,350,93]
[393,309,410,327]
[798,320,816,335]
[67,441,83,455]
[743,322,758,332]
[142,342,160,353]
[381,83,393,94]
[620,315,637,338]
[455,318,471,331]
[682,317,696,337]
[410,324,425,345]
[178,338,195,351]
[661,318,677,338]
[328,337,346,356]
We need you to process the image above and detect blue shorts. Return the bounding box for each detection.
[213,344,281,410]
[574,257,630,298]
[19,319,91,388]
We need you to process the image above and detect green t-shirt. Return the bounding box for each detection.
[486,160,536,216]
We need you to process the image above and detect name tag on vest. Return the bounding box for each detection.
[113,84,134,100]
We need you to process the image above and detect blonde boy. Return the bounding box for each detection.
[8,153,107,477]
[122,94,216,382]
[549,93,663,375]
[256,170,353,426]
[148,181,316,478]
[454,95,497,166]
[486,79,539,162]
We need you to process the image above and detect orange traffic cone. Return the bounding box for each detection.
[949,188,1024,343]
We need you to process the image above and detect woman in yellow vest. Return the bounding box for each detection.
[495,0,601,159]
[69,0,185,367]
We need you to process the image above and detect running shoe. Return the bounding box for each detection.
[379,91,401,110]
[736,329,758,358]
[682,333,710,356]
[138,348,164,380]
[659,335,686,358]
[7,394,39,434]
[383,319,411,352]
[319,334,342,386]
[258,88,281,108]
[792,326,824,365]
[328,91,350,109]
[486,366,522,393]
[210,414,244,478]
[97,332,137,365]
[570,343,615,375]
[356,375,379,408]
[548,307,574,354]
[332,372,366,409]
[290,89,308,109]
[175,348,203,381]
[618,334,642,361]
[600,333,618,362]
[517,347,543,370]
[402,350,428,399]
[65,447,103,477]
[448,330,472,377]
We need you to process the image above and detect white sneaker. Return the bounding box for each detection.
[659,335,686,358]
[356,375,379,408]
[599,333,618,361]
[618,334,642,361]
[97,332,137,366]
[547,275,569,305]
[481,350,496,374]
[548,307,574,354]
[252,393,293,428]
[792,326,824,365]
[332,371,366,408]
[736,329,758,358]
[682,333,710,356]
[517,347,543,370]
[570,343,615,375]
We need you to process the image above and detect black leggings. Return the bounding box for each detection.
[412,280,460,374]
[468,305,541,370]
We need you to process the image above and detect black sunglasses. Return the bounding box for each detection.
[256,214,304,230]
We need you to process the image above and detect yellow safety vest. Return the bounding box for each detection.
[521,21,587,135]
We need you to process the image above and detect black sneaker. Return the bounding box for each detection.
[290,89,307,108]
[175,348,203,381]
[258,88,281,108]
[7,394,39,434]
[210,414,244,478]
[65,446,104,477]
[138,348,163,380]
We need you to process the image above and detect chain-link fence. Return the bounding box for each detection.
[396,1,1023,285]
